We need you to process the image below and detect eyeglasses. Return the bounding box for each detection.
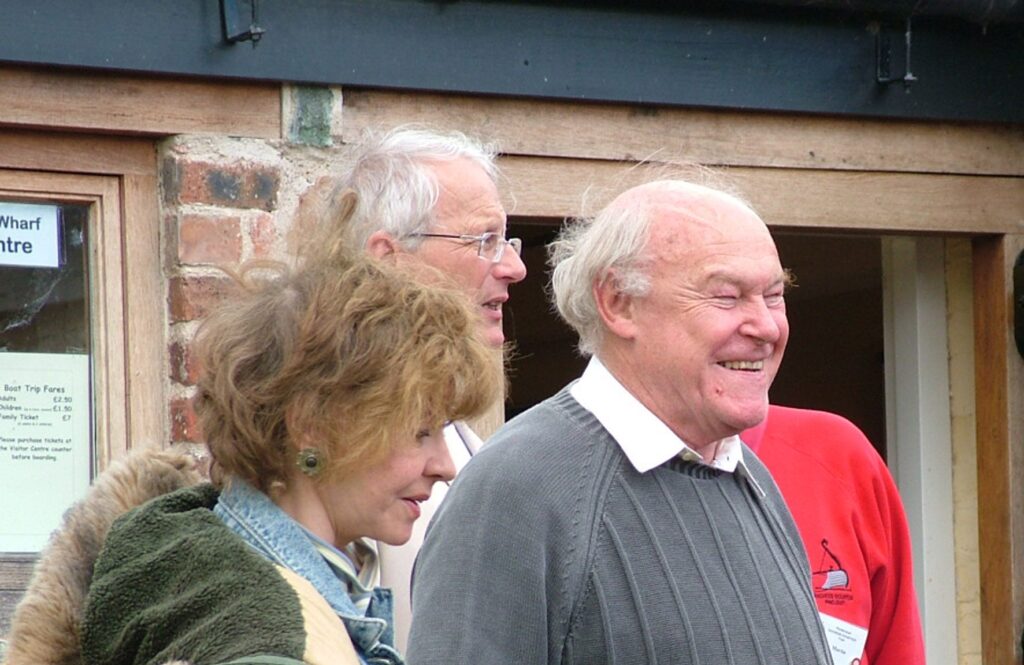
[408,232,523,264]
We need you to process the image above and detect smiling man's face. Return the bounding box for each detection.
[622,186,789,447]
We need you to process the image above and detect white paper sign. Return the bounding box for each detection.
[819,612,869,665]
[0,352,91,552]
[0,201,60,268]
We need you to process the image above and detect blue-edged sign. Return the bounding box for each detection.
[0,202,61,268]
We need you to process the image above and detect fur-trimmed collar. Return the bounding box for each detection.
[2,448,203,665]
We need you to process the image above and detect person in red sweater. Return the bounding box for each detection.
[743,405,925,665]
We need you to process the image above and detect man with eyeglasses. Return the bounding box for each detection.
[299,126,526,653]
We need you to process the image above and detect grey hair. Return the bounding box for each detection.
[548,201,655,357]
[336,126,499,250]
[550,173,760,356]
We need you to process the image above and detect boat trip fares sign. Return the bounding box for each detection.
[0,352,91,552]
[0,201,60,268]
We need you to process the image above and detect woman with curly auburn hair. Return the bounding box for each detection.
[3,249,500,665]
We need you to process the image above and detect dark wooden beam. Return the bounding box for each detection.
[0,0,1020,123]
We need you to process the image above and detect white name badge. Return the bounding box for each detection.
[819,612,868,665]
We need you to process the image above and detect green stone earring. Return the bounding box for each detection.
[296,448,323,477]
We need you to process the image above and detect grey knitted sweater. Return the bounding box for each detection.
[408,388,833,665]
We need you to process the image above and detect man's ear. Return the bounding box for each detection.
[366,230,402,260]
[593,271,639,341]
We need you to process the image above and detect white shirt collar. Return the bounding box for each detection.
[569,356,745,474]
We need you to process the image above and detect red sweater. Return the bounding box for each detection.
[743,405,925,665]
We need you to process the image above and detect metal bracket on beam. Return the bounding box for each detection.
[221,0,265,46]
[876,17,917,88]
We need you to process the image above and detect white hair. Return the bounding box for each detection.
[548,202,654,356]
[337,126,498,250]
[550,177,760,356]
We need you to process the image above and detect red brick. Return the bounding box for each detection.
[250,212,279,258]
[177,214,243,265]
[168,275,233,322]
[165,158,280,211]
[170,396,203,444]
[169,340,202,386]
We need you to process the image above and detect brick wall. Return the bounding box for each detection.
[160,85,347,447]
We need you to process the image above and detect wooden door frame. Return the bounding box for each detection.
[973,234,1023,665]
[343,88,1023,663]
[345,89,1024,662]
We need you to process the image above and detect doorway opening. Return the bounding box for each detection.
[504,220,887,458]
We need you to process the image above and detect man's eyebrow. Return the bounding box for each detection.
[700,269,737,283]
[699,271,790,288]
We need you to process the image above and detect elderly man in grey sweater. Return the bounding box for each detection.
[408,179,834,665]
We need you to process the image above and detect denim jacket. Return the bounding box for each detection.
[214,479,403,665]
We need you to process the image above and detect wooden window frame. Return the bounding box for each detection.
[0,133,162,475]
[1,172,126,463]
[0,130,161,631]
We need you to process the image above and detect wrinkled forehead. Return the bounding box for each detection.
[426,157,507,233]
[652,226,783,300]
[644,187,773,253]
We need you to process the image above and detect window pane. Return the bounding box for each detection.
[0,201,93,553]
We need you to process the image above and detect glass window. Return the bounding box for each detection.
[0,201,93,553]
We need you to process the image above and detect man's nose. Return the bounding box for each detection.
[492,243,527,283]
[740,297,783,343]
